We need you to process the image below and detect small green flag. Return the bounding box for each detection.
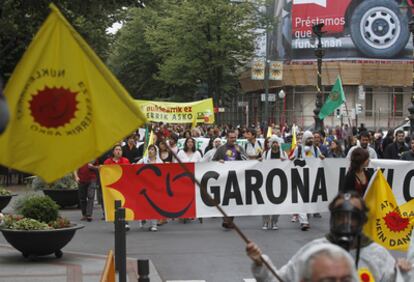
[319,76,346,120]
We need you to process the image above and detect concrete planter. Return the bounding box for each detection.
[0,224,84,259]
[42,189,79,208]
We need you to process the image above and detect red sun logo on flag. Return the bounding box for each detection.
[383,211,409,232]
[29,86,78,128]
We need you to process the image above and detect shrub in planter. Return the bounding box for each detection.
[31,174,79,208]
[0,187,12,196]
[0,186,15,212]
[18,195,59,223]
[7,218,51,230]
[31,174,78,190]
[0,195,83,259]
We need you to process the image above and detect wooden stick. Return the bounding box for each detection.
[167,146,284,282]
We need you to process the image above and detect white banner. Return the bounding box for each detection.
[194,159,414,217]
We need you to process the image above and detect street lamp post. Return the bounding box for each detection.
[278,89,286,125]
[264,33,270,127]
[408,16,414,136]
[312,23,325,132]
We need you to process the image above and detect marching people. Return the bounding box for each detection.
[137,144,163,231]
[249,243,358,282]
[290,130,324,231]
[244,128,264,160]
[158,140,173,163]
[104,144,131,229]
[341,148,373,197]
[213,129,247,229]
[346,131,377,160]
[167,134,180,160]
[326,139,345,158]
[313,131,329,157]
[177,137,203,163]
[401,138,414,160]
[74,160,99,222]
[122,135,140,163]
[202,137,222,162]
[104,144,131,165]
[246,192,412,282]
[261,135,287,230]
[383,129,409,159]
[382,129,395,153]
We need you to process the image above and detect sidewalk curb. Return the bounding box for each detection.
[0,244,163,282]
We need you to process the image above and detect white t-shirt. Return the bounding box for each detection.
[244,139,263,159]
[177,150,203,163]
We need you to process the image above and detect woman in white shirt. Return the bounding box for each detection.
[137,144,162,231]
[176,137,203,163]
[176,137,203,223]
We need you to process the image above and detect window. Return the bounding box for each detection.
[365,87,373,117]
[393,88,403,117]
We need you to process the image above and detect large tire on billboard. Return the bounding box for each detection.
[350,0,409,58]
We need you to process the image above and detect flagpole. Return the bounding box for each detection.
[167,146,284,282]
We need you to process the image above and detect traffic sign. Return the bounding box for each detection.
[261,93,276,102]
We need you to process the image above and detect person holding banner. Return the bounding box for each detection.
[213,130,247,229]
[177,137,203,163]
[261,135,287,230]
[341,148,373,197]
[137,144,163,231]
[158,140,173,163]
[291,130,324,231]
[202,138,222,162]
[244,128,264,160]
[74,161,99,222]
[246,192,411,282]
[167,134,180,161]
[103,145,130,165]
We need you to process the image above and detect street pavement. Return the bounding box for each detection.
[0,185,406,282]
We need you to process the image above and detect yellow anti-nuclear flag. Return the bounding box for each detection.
[363,169,414,251]
[0,4,146,182]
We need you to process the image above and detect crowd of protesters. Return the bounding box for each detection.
[74,120,414,233]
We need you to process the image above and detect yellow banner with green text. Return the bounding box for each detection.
[135,98,215,124]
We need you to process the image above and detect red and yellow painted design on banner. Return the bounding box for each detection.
[358,268,375,282]
[100,164,196,221]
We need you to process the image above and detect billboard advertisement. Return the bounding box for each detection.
[273,0,413,60]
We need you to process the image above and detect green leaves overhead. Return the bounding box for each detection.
[108,0,260,102]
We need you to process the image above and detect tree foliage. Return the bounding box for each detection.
[0,0,144,81]
[109,0,259,102]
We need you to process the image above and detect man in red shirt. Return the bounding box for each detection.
[104,144,130,165]
[74,160,99,221]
